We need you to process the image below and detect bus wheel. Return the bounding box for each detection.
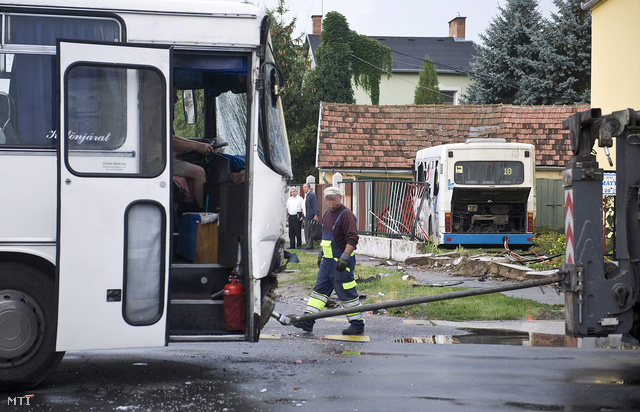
[0,263,64,391]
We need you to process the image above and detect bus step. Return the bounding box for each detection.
[170,298,223,305]
[169,264,231,296]
[169,334,244,343]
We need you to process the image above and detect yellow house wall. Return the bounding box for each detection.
[535,169,563,180]
[353,73,472,105]
[591,0,640,170]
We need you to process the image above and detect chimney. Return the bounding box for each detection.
[312,15,322,35]
[448,16,466,40]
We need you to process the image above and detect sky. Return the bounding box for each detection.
[248,0,559,44]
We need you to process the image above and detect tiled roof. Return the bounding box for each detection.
[317,103,591,170]
[306,34,474,75]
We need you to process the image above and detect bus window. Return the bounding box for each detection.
[65,65,165,176]
[259,47,292,179]
[0,14,121,147]
[454,161,524,185]
[173,53,249,156]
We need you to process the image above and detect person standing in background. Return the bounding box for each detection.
[302,183,319,249]
[286,187,304,249]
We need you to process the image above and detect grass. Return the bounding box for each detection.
[283,249,563,321]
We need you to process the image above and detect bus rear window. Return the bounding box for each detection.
[454,161,524,185]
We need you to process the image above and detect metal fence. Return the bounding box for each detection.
[293,180,427,240]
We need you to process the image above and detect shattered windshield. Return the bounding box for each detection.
[216,91,247,156]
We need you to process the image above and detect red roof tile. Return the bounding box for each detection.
[317,103,589,170]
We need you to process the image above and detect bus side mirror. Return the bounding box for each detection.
[182,89,197,125]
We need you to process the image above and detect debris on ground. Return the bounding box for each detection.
[412,281,463,287]
[405,251,560,281]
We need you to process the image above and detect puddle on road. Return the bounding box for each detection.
[393,328,579,347]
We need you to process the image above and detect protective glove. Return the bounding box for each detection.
[336,252,351,272]
[317,251,323,267]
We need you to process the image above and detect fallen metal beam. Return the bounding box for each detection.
[272,273,564,325]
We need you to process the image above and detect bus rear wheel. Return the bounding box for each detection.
[0,263,64,391]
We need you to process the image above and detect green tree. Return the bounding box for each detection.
[543,0,591,103]
[267,6,393,181]
[172,91,204,139]
[413,55,443,104]
[305,11,355,106]
[464,0,590,105]
[463,0,545,104]
[266,0,317,181]
[351,34,392,105]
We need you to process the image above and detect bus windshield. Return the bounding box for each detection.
[454,161,524,185]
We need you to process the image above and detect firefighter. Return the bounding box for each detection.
[293,186,364,335]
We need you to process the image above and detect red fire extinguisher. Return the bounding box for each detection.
[223,261,245,331]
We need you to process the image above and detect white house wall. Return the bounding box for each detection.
[353,73,472,105]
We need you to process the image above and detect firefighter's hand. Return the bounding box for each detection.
[336,253,350,272]
[317,251,323,267]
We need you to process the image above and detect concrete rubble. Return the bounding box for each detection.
[405,252,556,281]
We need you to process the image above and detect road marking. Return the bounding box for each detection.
[403,319,440,325]
[324,335,371,342]
[259,334,281,339]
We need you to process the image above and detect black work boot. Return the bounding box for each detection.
[342,325,364,335]
[292,322,313,332]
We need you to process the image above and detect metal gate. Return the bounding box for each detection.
[535,178,564,232]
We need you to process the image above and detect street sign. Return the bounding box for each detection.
[603,173,616,196]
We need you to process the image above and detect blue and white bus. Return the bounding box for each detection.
[414,139,535,247]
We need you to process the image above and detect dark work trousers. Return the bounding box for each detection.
[301,209,363,330]
[288,213,302,248]
[304,218,315,248]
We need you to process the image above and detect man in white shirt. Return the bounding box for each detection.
[286,187,304,249]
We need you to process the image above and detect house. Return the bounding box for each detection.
[315,103,590,229]
[585,0,640,168]
[306,15,474,105]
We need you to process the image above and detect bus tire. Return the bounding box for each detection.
[0,263,65,391]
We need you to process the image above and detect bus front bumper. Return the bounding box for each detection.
[441,233,532,246]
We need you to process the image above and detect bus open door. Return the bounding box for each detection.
[56,41,172,351]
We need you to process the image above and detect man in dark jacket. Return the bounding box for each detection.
[302,183,319,249]
[294,186,364,335]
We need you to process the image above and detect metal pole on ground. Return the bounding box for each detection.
[271,273,564,325]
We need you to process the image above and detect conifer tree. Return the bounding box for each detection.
[464,0,591,105]
[542,0,591,103]
[463,0,545,104]
[413,55,443,104]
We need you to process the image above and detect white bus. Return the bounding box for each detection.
[414,139,535,247]
[0,0,293,390]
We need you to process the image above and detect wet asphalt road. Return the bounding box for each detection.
[3,259,639,411]
[5,297,640,412]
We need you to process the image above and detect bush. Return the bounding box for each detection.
[532,227,565,256]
